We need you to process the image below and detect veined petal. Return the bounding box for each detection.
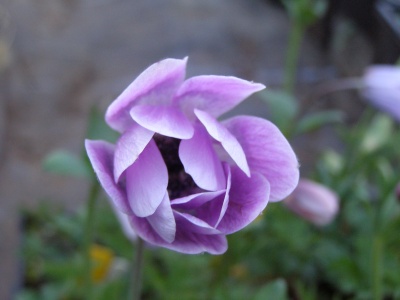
[106,58,188,132]
[170,190,225,209]
[147,193,176,243]
[130,105,194,139]
[217,166,270,234]
[113,124,154,183]
[85,140,132,214]
[125,140,168,217]
[224,116,299,201]
[179,125,226,191]
[194,163,231,228]
[130,214,228,254]
[175,75,265,119]
[194,109,250,176]
[173,211,221,235]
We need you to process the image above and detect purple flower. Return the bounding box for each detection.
[85,58,299,254]
[362,65,400,122]
[284,179,338,226]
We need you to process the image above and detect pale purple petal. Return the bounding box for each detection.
[147,193,176,243]
[194,163,231,227]
[108,201,137,241]
[125,140,168,217]
[130,105,194,139]
[106,58,188,132]
[224,116,299,202]
[363,65,400,89]
[173,211,221,235]
[170,190,225,209]
[130,215,228,254]
[113,124,154,182]
[174,75,265,119]
[217,166,270,234]
[362,65,400,122]
[179,125,226,191]
[194,109,250,176]
[85,140,132,214]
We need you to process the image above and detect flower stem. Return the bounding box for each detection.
[372,234,383,300]
[130,237,145,300]
[82,182,100,299]
[284,20,305,94]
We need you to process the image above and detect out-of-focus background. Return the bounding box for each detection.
[0,0,399,298]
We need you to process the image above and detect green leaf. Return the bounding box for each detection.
[296,110,343,134]
[43,150,93,179]
[360,114,393,153]
[259,90,299,132]
[253,279,288,300]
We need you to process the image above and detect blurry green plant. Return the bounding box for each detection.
[19,96,400,300]
[280,0,327,93]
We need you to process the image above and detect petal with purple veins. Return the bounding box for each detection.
[174,75,265,120]
[194,109,250,176]
[125,140,168,217]
[194,163,231,227]
[170,190,225,209]
[179,125,226,191]
[106,58,188,132]
[130,214,228,255]
[147,193,176,243]
[217,166,270,234]
[173,211,221,235]
[224,116,299,202]
[130,105,193,139]
[85,140,132,214]
[113,123,154,183]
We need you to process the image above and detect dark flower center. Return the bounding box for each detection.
[153,134,199,199]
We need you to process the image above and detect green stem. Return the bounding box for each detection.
[130,237,145,300]
[284,20,305,94]
[372,234,383,300]
[82,183,100,299]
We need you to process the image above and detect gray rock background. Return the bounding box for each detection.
[0,0,373,298]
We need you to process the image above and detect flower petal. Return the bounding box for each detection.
[175,75,265,119]
[85,140,132,214]
[179,125,226,191]
[106,57,188,132]
[130,214,228,254]
[194,163,231,227]
[170,190,225,209]
[173,211,221,235]
[147,193,176,243]
[194,109,250,176]
[108,201,137,241]
[113,123,154,182]
[224,116,299,201]
[217,166,270,234]
[125,139,168,217]
[130,105,194,139]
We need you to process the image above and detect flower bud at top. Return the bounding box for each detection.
[284,179,339,226]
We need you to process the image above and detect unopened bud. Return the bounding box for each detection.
[284,179,339,226]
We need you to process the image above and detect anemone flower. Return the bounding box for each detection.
[86,57,299,254]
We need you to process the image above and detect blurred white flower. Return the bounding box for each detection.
[284,179,339,226]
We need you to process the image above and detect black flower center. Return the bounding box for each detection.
[153,134,199,199]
